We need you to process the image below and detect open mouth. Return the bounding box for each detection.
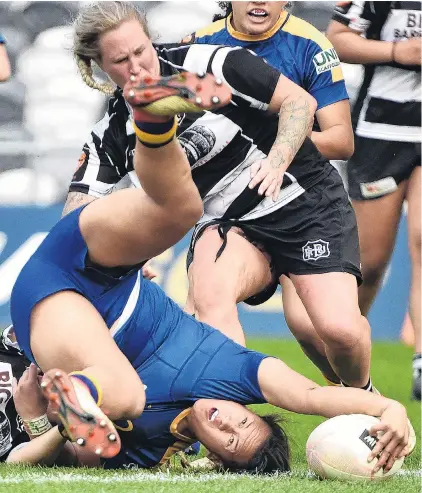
[248,9,269,18]
[208,408,219,421]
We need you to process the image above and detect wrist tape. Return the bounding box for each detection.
[22,414,52,436]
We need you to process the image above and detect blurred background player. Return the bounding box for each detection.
[0,33,11,82]
[183,0,354,386]
[327,1,421,400]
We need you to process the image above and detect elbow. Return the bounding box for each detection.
[307,94,318,116]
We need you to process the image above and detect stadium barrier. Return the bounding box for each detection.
[0,205,411,339]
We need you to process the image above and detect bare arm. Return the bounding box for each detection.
[0,44,11,82]
[258,357,401,418]
[326,20,421,66]
[312,100,354,160]
[6,426,75,466]
[249,74,316,200]
[267,74,317,173]
[62,191,97,217]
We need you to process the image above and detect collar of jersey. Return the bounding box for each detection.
[170,408,196,443]
[226,11,288,41]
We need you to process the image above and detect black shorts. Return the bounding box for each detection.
[188,167,362,305]
[348,136,421,200]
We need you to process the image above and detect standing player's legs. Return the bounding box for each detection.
[349,137,420,397]
[352,186,406,315]
[406,166,421,400]
[291,272,371,388]
[280,275,341,384]
[263,168,372,388]
[187,226,273,346]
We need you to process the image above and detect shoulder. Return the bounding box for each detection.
[282,14,334,51]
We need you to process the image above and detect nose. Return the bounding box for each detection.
[129,60,141,76]
[219,417,234,432]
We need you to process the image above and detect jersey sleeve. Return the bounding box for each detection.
[305,38,349,110]
[182,44,280,111]
[331,1,375,34]
[69,109,128,197]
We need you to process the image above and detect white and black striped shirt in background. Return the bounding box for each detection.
[70,44,330,223]
[332,1,421,143]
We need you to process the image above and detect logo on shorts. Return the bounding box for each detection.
[302,240,330,262]
[359,429,378,451]
[313,48,340,74]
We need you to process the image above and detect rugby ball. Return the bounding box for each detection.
[306,414,404,481]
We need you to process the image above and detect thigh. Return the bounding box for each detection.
[290,272,362,329]
[352,183,407,268]
[189,225,273,302]
[348,136,418,200]
[280,275,311,327]
[407,166,421,262]
[30,291,136,378]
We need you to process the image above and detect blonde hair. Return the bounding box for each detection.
[73,1,149,95]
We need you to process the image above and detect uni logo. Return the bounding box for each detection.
[313,48,340,74]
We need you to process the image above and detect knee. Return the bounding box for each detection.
[361,258,389,287]
[194,283,235,317]
[317,316,370,350]
[176,200,203,234]
[118,379,146,419]
[192,269,237,314]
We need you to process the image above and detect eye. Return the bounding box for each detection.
[115,58,127,64]
[240,418,247,426]
[228,435,235,446]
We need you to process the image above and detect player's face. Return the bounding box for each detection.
[99,19,160,89]
[231,2,287,35]
[189,399,270,467]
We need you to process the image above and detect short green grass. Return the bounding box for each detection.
[0,339,420,493]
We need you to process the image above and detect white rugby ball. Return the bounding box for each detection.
[306,414,404,481]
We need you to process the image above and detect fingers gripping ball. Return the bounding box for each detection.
[306,415,405,481]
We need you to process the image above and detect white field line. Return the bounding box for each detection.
[0,469,420,484]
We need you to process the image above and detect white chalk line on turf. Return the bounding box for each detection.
[1,469,420,484]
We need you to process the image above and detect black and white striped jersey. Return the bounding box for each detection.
[332,1,421,143]
[70,43,329,222]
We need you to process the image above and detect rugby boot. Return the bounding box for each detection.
[41,369,121,458]
[123,71,232,118]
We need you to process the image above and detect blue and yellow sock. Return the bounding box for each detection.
[133,117,177,148]
[70,372,103,406]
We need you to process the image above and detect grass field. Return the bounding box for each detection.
[0,339,420,493]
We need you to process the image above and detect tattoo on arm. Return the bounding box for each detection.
[269,98,312,170]
[61,192,97,217]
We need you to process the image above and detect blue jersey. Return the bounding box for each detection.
[0,34,5,44]
[11,207,267,468]
[189,11,348,111]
